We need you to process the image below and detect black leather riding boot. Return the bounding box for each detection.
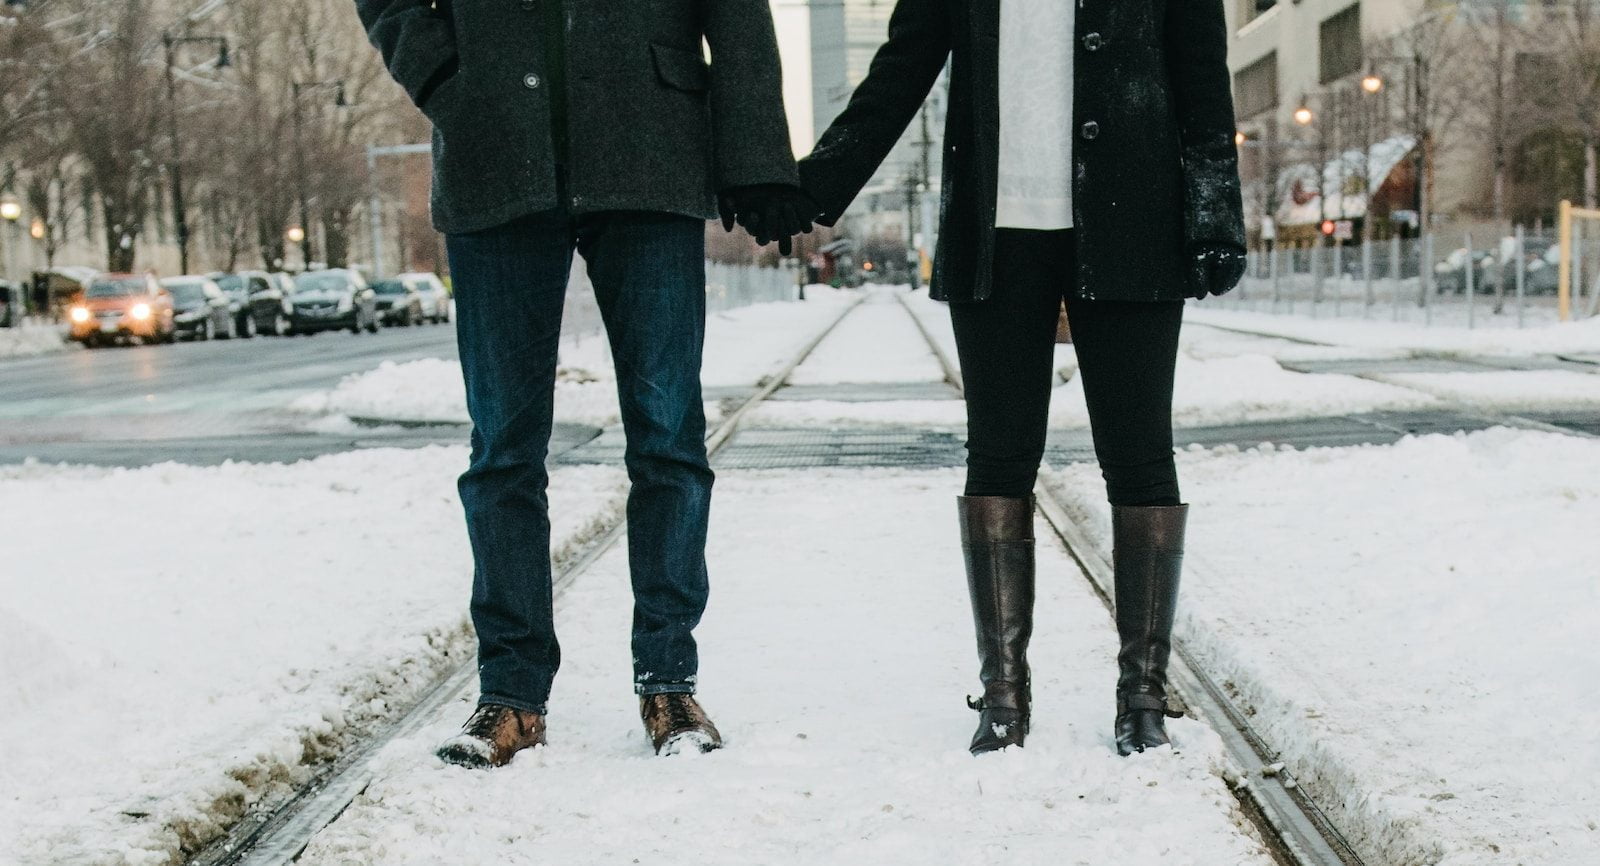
[1112,504,1188,756]
[959,495,1036,754]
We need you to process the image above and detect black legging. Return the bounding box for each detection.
[950,228,1183,506]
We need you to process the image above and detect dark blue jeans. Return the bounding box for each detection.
[447,209,714,715]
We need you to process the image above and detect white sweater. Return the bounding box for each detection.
[996,0,1075,230]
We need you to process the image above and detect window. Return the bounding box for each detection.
[1320,4,1363,84]
[1240,0,1278,27]
[1235,52,1279,120]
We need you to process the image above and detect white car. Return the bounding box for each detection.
[398,272,451,324]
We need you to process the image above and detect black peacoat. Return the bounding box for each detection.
[798,0,1246,303]
[356,0,799,234]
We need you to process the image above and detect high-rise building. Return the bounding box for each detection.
[775,0,946,261]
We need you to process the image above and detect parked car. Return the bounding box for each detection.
[288,268,379,335]
[161,276,235,341]
[398,271,451,323]
[371,278,425,327]
[210,270,293,337]
[1433,248,1497,295]
[67,273,175,346]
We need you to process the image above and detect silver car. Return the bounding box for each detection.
[398,272,451,324]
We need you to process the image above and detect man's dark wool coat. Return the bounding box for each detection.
[799,0,1247,304]
[356,0,799,234]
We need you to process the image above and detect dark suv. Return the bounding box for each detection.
[288,269,379,335]
[210,270,294,336]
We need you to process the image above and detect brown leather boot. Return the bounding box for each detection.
[436,703,547,769]
[1112,504,1188,756]
[959,495,1036,755]
[640,694,723,755]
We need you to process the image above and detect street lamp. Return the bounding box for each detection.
[162,31,230,276]
[1293,104,1314,126]
[291,80,348,270]
[1,193,21,314]
[286,226,306,244]
[1361,73,1384,94]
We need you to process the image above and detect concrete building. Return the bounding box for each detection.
[1227,0,1590,244]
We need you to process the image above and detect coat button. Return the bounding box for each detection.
[1083,32,1102,51]
[1080,121,1100,140]
[523,73,541,89]
[519,0,534,8]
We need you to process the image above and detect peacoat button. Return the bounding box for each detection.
[1080,121,1100,140]
[519,0,535,8]
[1083,32,1102,51]
[523,73,541,89]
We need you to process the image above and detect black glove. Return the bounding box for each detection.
[1185,243,1248,299]
[718,184,820,256]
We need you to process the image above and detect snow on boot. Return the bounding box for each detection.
[641,694,723,755]
[436,703,547,769]
[1112,504,1188,756]
[959,495,1036,755]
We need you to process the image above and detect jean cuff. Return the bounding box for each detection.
[478,693,548,716]
[635,681,696,697]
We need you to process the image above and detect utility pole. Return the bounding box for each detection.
[364,142,431,279]
[162,32,229,276]
[291,80,346,270]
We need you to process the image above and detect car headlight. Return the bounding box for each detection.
[337,295,354,312]
[70,306,91,323]
[130,303,151,321]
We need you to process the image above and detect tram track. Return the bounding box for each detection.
[896,292,1366,866]
[184,294,865,866]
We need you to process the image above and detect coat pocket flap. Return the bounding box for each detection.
[650,43,710,92]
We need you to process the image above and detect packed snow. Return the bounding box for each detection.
[0,453,628,866]
[785,291,945,385]
[295,470,1274,866]
[1045,429,1600,865]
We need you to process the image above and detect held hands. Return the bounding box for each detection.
[718,184,822,256]
[1185,243,1247,300]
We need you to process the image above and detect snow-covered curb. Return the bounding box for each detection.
[0,453,630,866]
[1043,429,1600,864]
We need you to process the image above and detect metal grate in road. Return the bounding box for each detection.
[765,381,961,402]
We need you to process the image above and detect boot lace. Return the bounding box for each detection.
[465,704,509,738]
[654,694,701,732]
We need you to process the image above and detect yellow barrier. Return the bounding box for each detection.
[1558,199,1600,322]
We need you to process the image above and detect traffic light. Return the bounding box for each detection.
[1320,220,1336,236]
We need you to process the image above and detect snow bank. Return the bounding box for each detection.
[0,323,71,358]
[0,452,629,866]
[1044,429,1600,864]
[297,470,1272,865]
[1188,307,1600,358]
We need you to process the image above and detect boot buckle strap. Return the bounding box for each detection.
[1120,693,1182,717]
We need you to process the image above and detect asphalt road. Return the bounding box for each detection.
[0,325,596,466]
